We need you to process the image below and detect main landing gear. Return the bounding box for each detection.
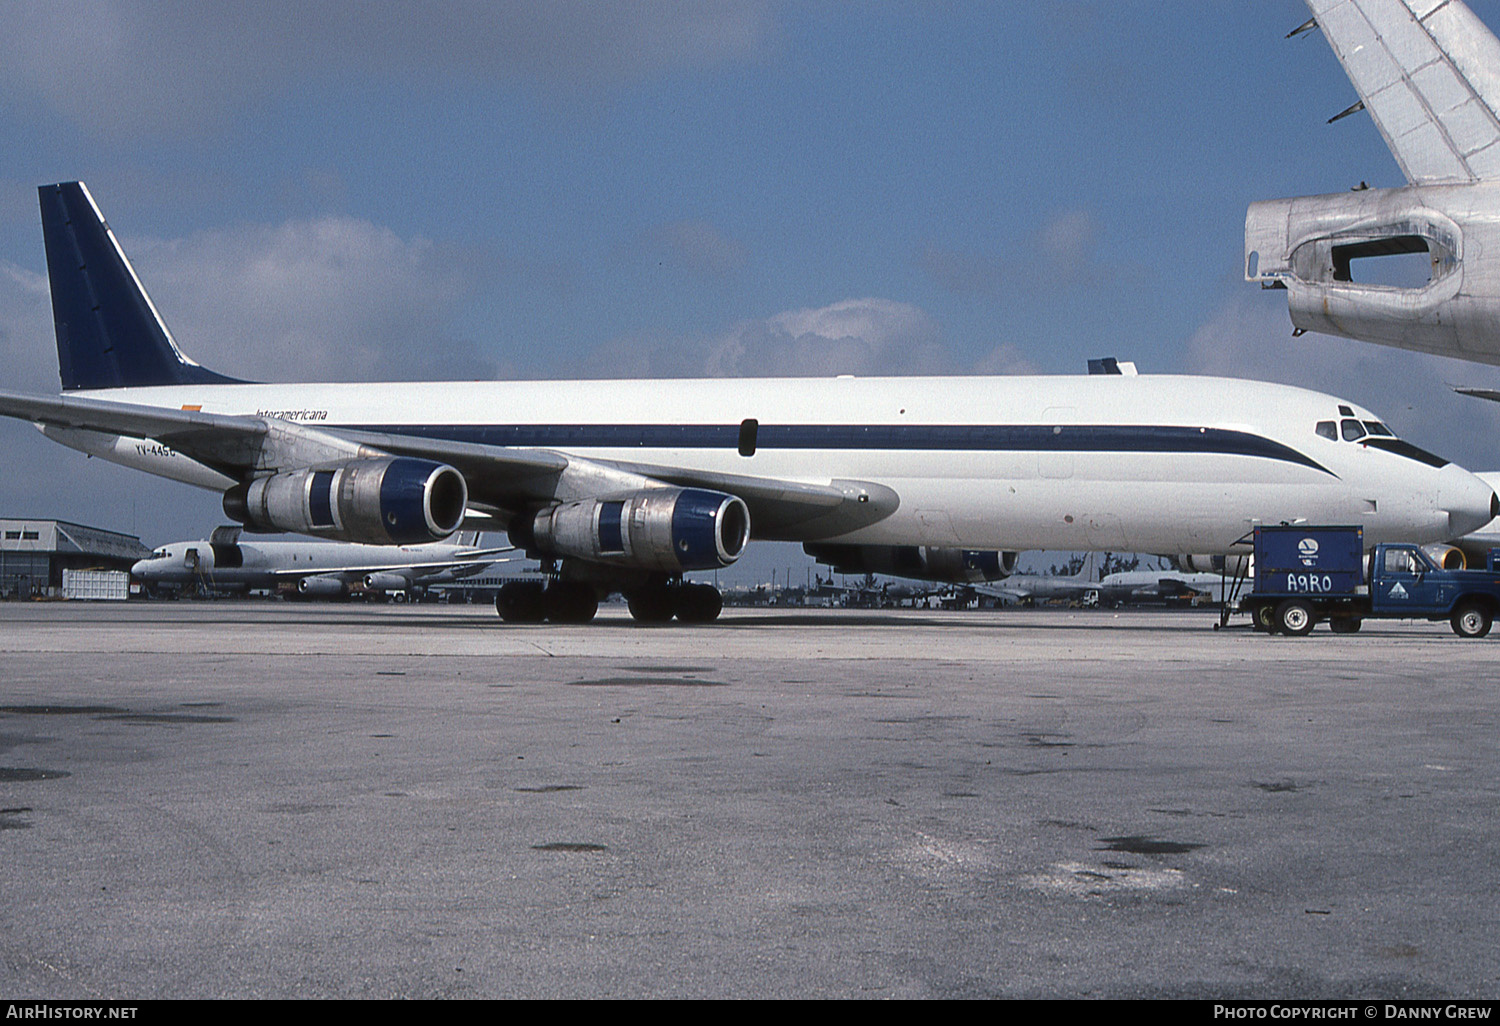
[494,579,723,624]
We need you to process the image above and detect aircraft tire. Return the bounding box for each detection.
[674,583,723,623]
[627,586,675,624]
[1275,599,1316,637]
[1451,601,1493,639]
[496,581,546,623]
[544,582,598,624]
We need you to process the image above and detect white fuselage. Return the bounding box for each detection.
[48,373,1499,555]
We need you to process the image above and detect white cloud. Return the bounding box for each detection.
[648,220,749,278]
[124,217,496,382]
[0,260,57,393]
[1186,291,1500,471]
[920,208,1104,296]
[0,1,781,137]
[575,296,1052,380]
[577,297,951,379]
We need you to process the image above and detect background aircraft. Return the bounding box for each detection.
[971,553,1102,607]
[1095,568,1239,608]
[132,528,511,598]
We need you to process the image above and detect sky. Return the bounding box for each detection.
[3,0,1500,582]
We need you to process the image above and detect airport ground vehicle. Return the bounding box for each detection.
[1244,526,1500,638]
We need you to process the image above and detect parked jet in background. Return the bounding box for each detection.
[1095,568,1238,607]
[972,553,1102,607]
[0,183,1496,624]
[1246,0,1500,366]
[132,528,510,598]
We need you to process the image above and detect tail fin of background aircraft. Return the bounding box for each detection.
[39,182,244,391]
[1305,0,1500,184]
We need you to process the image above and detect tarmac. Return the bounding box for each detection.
[1,601,1497,999]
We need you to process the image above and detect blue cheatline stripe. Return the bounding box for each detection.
[347,423,1333,475]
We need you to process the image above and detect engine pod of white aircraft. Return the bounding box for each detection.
[805,544,1020,584]
[223,456,468,545]
[530,488,751,573]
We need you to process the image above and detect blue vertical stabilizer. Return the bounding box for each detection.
[39,182,243,391]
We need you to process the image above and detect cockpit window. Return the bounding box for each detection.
[1315,421,1337,441]
[1363,421,1393,436]
[1341,419,1367,441]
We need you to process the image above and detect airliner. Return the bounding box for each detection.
[0,182,1495,623]
[131,527,510,598]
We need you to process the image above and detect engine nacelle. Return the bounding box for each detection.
[297,576,348,597]
[1246,185,1500,365]
[804,544,1019,584]
[364,572,414,591]
[1176,554,1251,575]
[224,457,467,545]
[529,488,750,573]
[1423,544,1468,571]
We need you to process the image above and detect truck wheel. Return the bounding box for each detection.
[1328,617,1361,634]
[1275,599,1316,637]
[1450,601,1492,639]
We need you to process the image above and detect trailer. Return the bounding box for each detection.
[1242,525,1500,637]
[61,568,131,601]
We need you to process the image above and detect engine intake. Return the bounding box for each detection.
[530,488,750,573]
[804,544,1019,584]
[224,457,467,545]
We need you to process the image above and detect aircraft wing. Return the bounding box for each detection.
[0,389,896,540]
[260,550,515,579]
[972,582,1030,602]
[1305,0,1500,184]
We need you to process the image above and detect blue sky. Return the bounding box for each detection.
[3,1,1500,579]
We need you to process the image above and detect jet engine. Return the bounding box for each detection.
[804,544,1019,584]
[297,576,348,598]
[1423,544,1468,571]
[364,572,415,591]
[1176,554,1251,576]
[223,457,467,545]
[527,487,750,573]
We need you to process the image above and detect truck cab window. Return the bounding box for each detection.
[1384,548,1420,574]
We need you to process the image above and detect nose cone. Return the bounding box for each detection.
[1439,463,1500,539]
[131,559,150,577]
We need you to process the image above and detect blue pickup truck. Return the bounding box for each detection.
[1245,525,1500,638]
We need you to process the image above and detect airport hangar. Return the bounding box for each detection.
[0,518,151,599]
